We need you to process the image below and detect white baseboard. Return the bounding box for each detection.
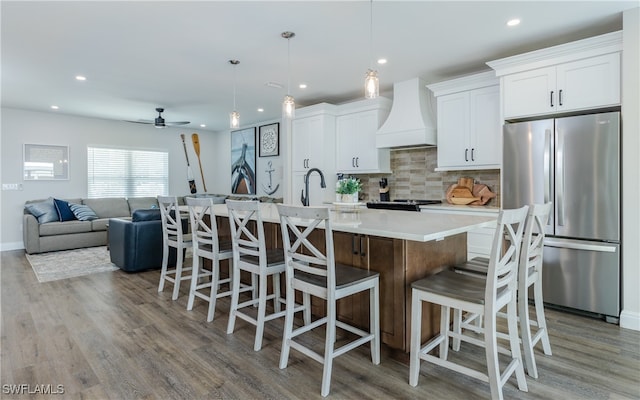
[620,309,640,331]
[0,242,24,252]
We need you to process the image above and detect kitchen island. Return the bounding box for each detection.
[208,203,496,352]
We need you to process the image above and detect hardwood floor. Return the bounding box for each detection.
[2,249,639,399]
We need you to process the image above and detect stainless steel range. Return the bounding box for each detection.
[366,199,442,212]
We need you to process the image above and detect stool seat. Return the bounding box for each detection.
[412,269,507,305]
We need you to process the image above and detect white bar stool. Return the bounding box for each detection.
[277,204,380,397]
[226,200,296,351]
[409,206,529,400]
[157,195,192,300]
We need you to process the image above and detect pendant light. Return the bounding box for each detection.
[364,0,379,99]
[282,31,296,119]
[229,59,240,129]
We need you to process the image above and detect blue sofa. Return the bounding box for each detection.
[108,208,177,272]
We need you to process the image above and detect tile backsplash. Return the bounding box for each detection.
[355,147,500,206]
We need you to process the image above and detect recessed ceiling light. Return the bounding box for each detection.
[257,108,264,112]
[200,124,206,128]
[265,81,283,89]
[507,18,521,27]
[377,58,387,65]
[299,83,307,89]
[50,105,59,110]
[75,75,86,81]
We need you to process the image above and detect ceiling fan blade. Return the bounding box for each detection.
[165,121,190,126]
[124,119,154,124]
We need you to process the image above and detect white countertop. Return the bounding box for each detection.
[207,203,496,243]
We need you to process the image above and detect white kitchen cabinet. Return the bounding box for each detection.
[335,98,391,174]
[290,103,337,204]
[428,72,500,171]
[503,53,620,119]
[488,31,622,120]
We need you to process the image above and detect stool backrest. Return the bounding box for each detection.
[157,195,184,242]
[186,197,221,253]
[226,200,266,261]
[486,205,529,311]
[276,205,335,293]
[520,202,553,281]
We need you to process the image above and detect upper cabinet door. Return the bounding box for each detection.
[336,106,390,174]
[436,92,469,168]
[468,85,501,167]
[292,115,324,172]
[503,66,556,119]
[556,53,621,112]
[502,53,621,119]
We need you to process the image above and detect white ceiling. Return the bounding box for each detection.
[2,1,637,132]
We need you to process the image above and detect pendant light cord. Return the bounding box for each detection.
[287,37,291,95]
[369,0,374,70]
[233,64,237,110]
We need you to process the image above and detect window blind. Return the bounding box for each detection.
[87,146,169,198]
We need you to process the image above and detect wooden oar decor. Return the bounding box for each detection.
[191,133,207,193]
[180,134,197,193]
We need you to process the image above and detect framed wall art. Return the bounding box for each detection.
[23,144,69,180]
[258,123,279,157]
[230,127,256,194]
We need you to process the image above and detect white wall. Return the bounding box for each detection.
[0,108,285,251]
[620,7,640,330]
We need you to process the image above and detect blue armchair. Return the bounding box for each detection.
[109,208,177,272]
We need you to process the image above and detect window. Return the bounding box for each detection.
[87,146,168,198]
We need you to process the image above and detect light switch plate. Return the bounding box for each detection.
[2,183,23,190]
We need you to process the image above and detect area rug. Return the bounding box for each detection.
[25,246,118,283]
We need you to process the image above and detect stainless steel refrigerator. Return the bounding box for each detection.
[503,111,620,321]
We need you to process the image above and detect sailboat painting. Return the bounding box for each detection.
[230,127,256,195]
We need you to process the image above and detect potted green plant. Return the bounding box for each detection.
[335,177,362,203]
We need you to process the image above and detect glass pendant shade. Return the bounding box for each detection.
[230,111,240,129]
[282,95,295,119]
[365,69,379,99]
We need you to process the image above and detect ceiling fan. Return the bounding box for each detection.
[126,107,190,128]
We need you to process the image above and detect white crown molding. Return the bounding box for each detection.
[487,30,623,77]
[427,70,499,97]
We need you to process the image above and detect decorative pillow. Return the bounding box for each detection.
[54,198,76,222]
[69,203,99,221]
[25,198,59,224]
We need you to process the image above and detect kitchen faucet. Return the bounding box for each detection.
[301,167,326,206]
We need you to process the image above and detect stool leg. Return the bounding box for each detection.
[534,280,552,355]
[508,298,529,392]
[370,281,380,365]
[409,289,423,387]
[279,281,295,369]
[172,246,184,300]
[484,312,502,400]
[158,244,169,292]
[321,299,337,397]
[254,273,268,351]
[187,255,199,311]
[273,272,282,313]
[207,259,220,323]
[227,261,241,335]
[439,305,450,361]
[519,280,538,378]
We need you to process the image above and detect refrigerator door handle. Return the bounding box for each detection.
[556,127,565,226]
[544,129,551,204]
[545,238,617,253]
